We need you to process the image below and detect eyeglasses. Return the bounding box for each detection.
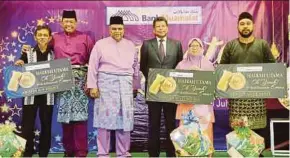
[189,45,200,48]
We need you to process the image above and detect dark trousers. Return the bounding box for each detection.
[21,95,53,157]
[147,101,177,157]
[62,121,88,157]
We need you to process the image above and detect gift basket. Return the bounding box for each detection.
[0,121,26,158]
[170,110,214,156]
[226,117,265,157]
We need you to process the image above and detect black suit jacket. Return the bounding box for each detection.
[140,38,183,92]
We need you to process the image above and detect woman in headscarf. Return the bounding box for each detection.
[175,38,215,144]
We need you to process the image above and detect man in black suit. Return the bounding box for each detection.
[140,16,183,157]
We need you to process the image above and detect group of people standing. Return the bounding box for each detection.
[15,10,275,157]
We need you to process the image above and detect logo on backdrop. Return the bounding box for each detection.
[111,10,139,22]
[106,6,202,25]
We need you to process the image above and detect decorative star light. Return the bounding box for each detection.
[14,49,17,53]
[55,135,61,142]
[93,130,98,137]
[0,38,9,52]
[34,129,40,136]
[11,41,16,47]
[11,31,18,38]
[37,18,45,26]
[22,23,35,36]
[0,103,9,113]
[8,116,12,121]
[1,54,6,59]
[5,37,9,40]
[7,98,12,102]
[9,104,21,117]
[48,17,55,23]
[7,53,16,62]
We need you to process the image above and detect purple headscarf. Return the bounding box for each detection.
[176,38,214,71]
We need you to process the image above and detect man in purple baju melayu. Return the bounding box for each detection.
[87,16,139,157]
[54,10,94,157]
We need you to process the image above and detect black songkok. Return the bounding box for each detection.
[62,10,77,21]
[110,16,124,25]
